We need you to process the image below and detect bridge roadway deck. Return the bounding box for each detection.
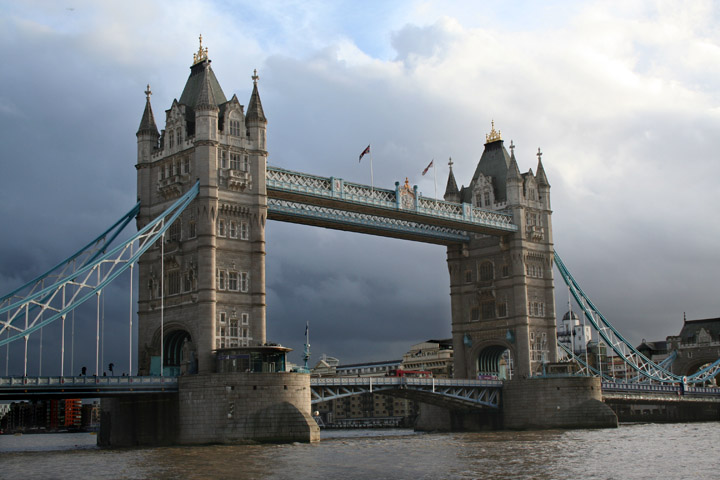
[266,166,518,245]
[0,376,178,400]
[3,376,720,405]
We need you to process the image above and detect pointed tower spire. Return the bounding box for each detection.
[444,157,460,202]
[535,147,549,186]
[507,141,522,181]
[137,84,159,137]
[246,69,267,124]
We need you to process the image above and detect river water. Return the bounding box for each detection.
[0,423,717,479]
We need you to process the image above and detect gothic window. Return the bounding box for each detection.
[229,318,239,338]
[242,155,249,171]
[241,313,249,325]
[465,270,472,283]
[502,265,509,277]
[217,270,227,290]
[159,165,165,181]
[183,157,190,174]
[479,262,493,281]
[498,302,508,318]
[481,301,496,320]
[471,307,480,321]
[240,272,249,293]
[172,161,179,177]
[240,222,249,240]
[168,131,174,149]
[220,150,227,169]
[229,221,237,239]
[230,153,241,170]
[230,119,241,136]
[168,220,181,242]
[483,191,490,206]
[228,271,238,291]
[177,127,183,145]
[217,219,226,237]
[167,271,181,295]
[188,218,196,239]
[165,164,171,179]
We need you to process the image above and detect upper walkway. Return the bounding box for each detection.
[266,166,518,245]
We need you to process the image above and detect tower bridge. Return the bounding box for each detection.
[2,38,720,444]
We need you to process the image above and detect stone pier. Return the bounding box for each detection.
[99,372,319,447]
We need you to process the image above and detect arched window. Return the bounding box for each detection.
[479,262,494,281]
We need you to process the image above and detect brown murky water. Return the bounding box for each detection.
[1,423,718,479]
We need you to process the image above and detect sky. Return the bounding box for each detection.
[1,0,719,375]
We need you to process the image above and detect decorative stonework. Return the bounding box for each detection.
[399,178,415,210]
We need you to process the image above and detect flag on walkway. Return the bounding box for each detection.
[422,159,434,176]
[359,145,370,162]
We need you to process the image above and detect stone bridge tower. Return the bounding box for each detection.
[135,37,268,375]
[446,123,557,379]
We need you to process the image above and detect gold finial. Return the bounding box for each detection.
[404,177,410,189]
[252,69,259,85]
[144,84,152,99]
[485,120,502,143]
[192,34,209,65]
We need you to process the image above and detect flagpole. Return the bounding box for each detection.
[433,159,437,201]
[370,148,374,194]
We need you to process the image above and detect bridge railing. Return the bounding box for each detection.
[267,166,517,232]
[0,375,178,388]
[311,377,502,388]
[602,382,720,396]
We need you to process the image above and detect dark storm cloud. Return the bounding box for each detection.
[2,1,720,376]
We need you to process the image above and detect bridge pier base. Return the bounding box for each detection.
[414,402,502,432]
[503,376,617,430]
[99,372,319,446]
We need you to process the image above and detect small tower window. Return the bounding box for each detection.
[479,262,493,282]
[218,219,226,237]
[240,222,249,240]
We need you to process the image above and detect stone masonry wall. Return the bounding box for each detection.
[503,377,617,430]
[177,372,319,444]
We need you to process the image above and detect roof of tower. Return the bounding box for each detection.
[178,59,227,108]
[195,61,219,110]
[137,84,159,136]
[467,122,512,202]
[246,69,266,124]
[562,311,579,321]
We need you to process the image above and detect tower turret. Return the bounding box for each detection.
[444,157,461,202]
[246,70,267,151]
